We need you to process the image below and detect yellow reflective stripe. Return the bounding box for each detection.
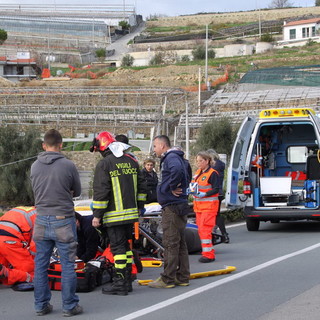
[114,254,127,260]
[127,257,133,263]
[137,193,147,201]
[133,173,137,202]
[112,176,123,211]
[114,254,127,269]
[126,250,133,256]
[105,214,139,224]
[92,201,109,209]
[105,208,138,216]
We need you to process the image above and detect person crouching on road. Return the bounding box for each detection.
[192,151,220,263]
[0,206,37,286]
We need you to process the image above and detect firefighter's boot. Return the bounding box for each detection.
[102,270,128,296]
[126,263,133,293]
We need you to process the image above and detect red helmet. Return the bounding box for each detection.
[89,131,115,152]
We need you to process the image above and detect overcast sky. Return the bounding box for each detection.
[2,1,316,18]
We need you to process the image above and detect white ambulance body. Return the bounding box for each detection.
[226,108,320,231]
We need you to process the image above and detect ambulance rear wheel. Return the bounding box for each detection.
[246,218,260,231]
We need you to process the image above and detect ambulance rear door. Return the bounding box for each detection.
[308,110,320,146]
[226,116,256,207]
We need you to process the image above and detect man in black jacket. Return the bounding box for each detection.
[75,212,100,263]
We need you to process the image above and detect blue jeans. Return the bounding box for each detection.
[33,215,79,312]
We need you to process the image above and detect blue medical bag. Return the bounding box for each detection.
[304,180,317,208]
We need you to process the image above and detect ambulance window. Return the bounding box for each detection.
[232,140,243,169]
[287,146,308,163]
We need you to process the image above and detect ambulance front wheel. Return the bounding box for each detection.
[246,218,260,231]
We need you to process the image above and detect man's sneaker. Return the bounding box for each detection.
[174,278,190,286]
[148,277,175,289]
[199,257,215,263]
[36,303,53,316]
[63,304,83,317]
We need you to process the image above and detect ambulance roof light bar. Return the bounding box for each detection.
[259,108,315,118]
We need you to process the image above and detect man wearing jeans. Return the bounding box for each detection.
[148,135,190,288]
[31,129,82,317]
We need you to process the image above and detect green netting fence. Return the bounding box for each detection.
[240,65,320,87]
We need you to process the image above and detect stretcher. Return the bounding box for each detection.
[137,265,236,285]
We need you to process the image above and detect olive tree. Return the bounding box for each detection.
[0,126,42,206]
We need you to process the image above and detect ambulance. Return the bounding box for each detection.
[226,108,320,231]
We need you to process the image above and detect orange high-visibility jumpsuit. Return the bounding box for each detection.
[0,207,37,285]
[192,168,219,260]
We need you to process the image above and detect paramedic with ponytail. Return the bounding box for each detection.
[192,151,220,263]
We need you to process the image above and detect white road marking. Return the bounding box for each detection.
[226,222,246,228]
[115,242,320,320]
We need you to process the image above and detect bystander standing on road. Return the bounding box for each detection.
[207,149,230,243]
[192,151,220,263]
[148,135,190,288]
[142,158,158,203]
[30,129,82,317]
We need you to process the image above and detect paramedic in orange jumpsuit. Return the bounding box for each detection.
[0,206,37,285]
[192,151,220,263]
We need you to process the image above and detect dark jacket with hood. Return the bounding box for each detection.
[30,151,81,216]
[157,149,189,207]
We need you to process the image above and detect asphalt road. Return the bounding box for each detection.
[2,220,320,320]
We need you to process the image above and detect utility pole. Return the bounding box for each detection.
[205,24,208,90]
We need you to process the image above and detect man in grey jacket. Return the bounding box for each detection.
[30,129,82,317]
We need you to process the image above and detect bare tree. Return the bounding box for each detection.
[316,0,320,6]
[269,0,293,8]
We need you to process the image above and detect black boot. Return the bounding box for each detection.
[223,233,230,243]
[102,271,128,296]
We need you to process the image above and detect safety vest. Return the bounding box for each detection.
[192,168,219,212]
[0,206,37,244]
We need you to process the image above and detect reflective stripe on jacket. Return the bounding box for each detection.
[0,206,37,244]
[92,151,147,226]
[192,168,219,212]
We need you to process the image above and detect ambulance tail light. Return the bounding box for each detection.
[243,179,252,195]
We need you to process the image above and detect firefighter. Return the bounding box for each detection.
[0,206,37,285]
[90,131,147,295]
[192,151,220,263]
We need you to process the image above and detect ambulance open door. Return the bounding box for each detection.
[226,116,256,207]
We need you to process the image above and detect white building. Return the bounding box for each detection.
[283,18,320,42]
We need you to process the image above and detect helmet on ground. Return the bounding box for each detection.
[89,131,115,152]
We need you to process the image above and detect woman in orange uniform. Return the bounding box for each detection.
[192,152,220,263]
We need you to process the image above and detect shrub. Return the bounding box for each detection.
[0,29,7,44]
[95,48,106,62]
[181,55,190,62]
[260,33,274,43]
[149,52,165,65]
[121,54,134,67]
[192,45,215,60]
[192,117,238,156]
